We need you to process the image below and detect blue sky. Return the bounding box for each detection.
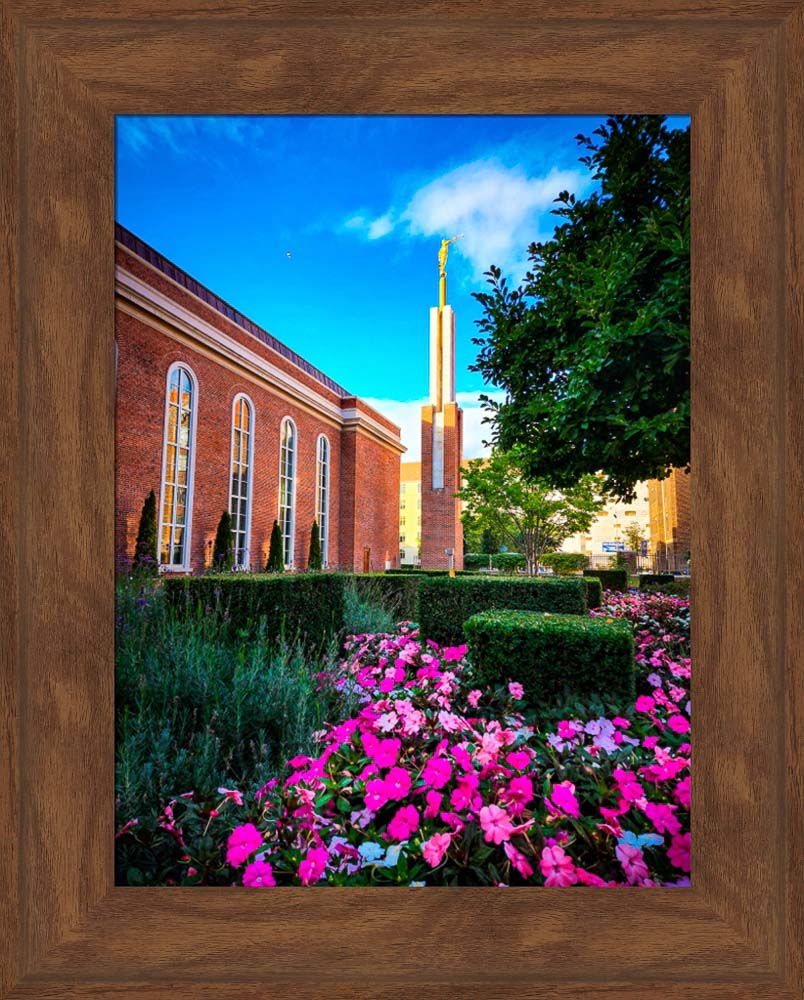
[116,115,688,459]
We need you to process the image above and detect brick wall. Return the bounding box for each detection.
[647,467,692,572]
[115,246,402,574]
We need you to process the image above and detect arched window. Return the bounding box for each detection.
[278,417,297,568]
[230,395,254,569]
[160,363,196,568]
[316,434,330,567]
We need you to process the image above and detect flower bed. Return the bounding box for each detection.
[117,591,690,887]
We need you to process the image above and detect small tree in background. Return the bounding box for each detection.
[212,510,234,570]
[480,528,499,555]
[623,522,647,554]
[307,520,322,571]
[133,490,158,573]
[266,520,284,573]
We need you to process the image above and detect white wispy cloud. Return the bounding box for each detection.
[363,390,504,463]
[116,116,266,156]
[344,158,590,279]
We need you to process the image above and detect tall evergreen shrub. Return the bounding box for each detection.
[133,490,158,572]
[212,510,234,570]
[308,520,322,571]
[266,520,284,573]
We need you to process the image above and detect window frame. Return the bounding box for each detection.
[316,433,330,568]
[278,416,297,569]
[158,361,198,572]
[229,393,255,570]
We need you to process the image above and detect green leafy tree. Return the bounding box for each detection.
[623,522,647,553]
[471,115,690,500]
[480,528,499,555]
[133,489,158,572]
[457,449,604,575]
[265,520,284,573]
[212,510,234,570]
[307,520,322,571]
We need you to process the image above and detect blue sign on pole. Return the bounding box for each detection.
[602,542,625,553]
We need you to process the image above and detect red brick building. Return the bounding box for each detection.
[115,225,404,574]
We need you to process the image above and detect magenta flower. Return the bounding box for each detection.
[298,846,329,885]
[644,801,681,837]
[243,859,275,887]
[635,695,656,714]
[546,780,580,818]
[667,832,691,872]
[539,846,578,887]
[423,790,443,819]
[384,766,412,801]
[504,841,533,878]
[503,775,534,815]
[422,756,452,790]
[479,804,514,845]
[505,750,531,770]
[387,804,420,841]
[373,738,402,769]
[674,776,691,810]
[667,713,690,735]
[421,831,452,867]
[364,777,389,811]
[226,823,263,867]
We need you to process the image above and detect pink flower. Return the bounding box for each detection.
[668,832,691,872]
[539,845,578,887]
[364,778,389,811]
[674,776,691,810]
[217,786,244,806]
[508,681,525,700]
[422,756,452,790]
[635,695,656,714]
[242,859,275,887]
[384,766,412,801]
[387,804,419,841]
[505,750,531,770]
[298,846,329,885]
[373,738,402,769]
[667,713,690,735]
[450,773,480,812]
[546,780,580,818]
[504,841,533,878]
[226,823,263,866]
[644,801,681,836]
[467,689,482,708]
[612,716,631,729]
[421,831,452,867]
[502,775,534,815]
[423,790,443,818]
[575,867,610,886]
[616,843,650,885]
[479,804,514,845]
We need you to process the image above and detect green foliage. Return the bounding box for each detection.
[308,520,323,571]
[212,510,234,570]
[463,553,492,572]
[639,573,675,588]
[163,574,346,650]
[609,551,628,570]
[417,575,587,648]
[114,576,358,884]
[133,490,158,572]
[471,115,690,500]
[343,576,399,634]
[266,520,284,573]
[540,551,589,575]
[464,609,635,716]
[583,568,628,592]
[583,576,603,610]
[623,522,647,553]
[480,528,499,555]
[458,449,604,574]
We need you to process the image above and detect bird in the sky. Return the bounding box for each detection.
[285,251,292,258]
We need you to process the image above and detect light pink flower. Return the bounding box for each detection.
[243,859,275,887]
[217,786,244,806]
[226,823,263,866]
[387,804,419,841]
[421,831,452,867]
[539,845,578,887]
[616,843,650,885]
[644,801,681,836]
[467,689,482,708]
[508,681,524,700]
[479,804,514,845]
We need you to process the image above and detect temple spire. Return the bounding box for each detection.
[436,235,463,411]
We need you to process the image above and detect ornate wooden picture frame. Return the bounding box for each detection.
[1,2,801,997]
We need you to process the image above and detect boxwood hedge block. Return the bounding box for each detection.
[464,609,635,712]
[583,576,603,610]
[163,573,346,648]
[417,575,587,648]
[583,568,628,592]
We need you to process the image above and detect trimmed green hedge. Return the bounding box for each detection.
[353,573,422,621]
[386,568,450,576]
[464,609,635,714]
[417,575,587,648]
[639,573,675,588]
[583,576,603,610]
[583,568,628,592]
[163,574,346,648]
